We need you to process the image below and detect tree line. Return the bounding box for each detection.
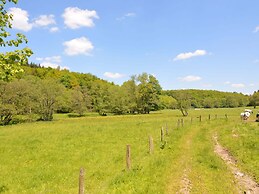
[0,64,258,125]
[0,0,258,125]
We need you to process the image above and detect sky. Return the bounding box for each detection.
[3,0,259,94]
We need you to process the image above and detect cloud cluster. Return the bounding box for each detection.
[62,7,99,29]
[174,50,207,61]
[8,7,57,32]
[104,72,125,79]
[179,75,202,82]
[36,56,68,70]
[63,37,94,56]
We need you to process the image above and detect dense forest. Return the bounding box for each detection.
[1,63,258,125]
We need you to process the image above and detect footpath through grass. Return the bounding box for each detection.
[0,108,258,193]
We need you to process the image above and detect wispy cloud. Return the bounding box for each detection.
[62,7,99,29]
[179,75,202,82]
[231,83,245,88]
[116,12,136,21]
[104,72,125,79]
[63,37,94,56]
[253,26,259,33]
[174,50,207,61]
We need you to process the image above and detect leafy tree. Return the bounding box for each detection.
[34,79,65,121]
[136,73,161,114]
[0,0,33,81]
[250,90,259,108]
[174,91,191,116]
[159,95,177,109]
[70,86,91,116]
[121,77,138,114]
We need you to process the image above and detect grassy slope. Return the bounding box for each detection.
[0,108,258,193]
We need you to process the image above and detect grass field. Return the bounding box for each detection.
[0,108,258,193]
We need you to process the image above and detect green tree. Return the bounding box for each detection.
[0,0,33,81]
[35,79,65,121]
[250,90,259,108]
[136,73,162,114]
[159,95,177,109]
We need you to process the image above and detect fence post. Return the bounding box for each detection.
[177,119,180,128]
[149,136,154,154]
[225,114,228,120]
[191,117,193,124]
[215,114,217,119]
[199,115,202,122]
[126,145,131,170]
[161,127,164,142]
[209,114,211,121]
[181,119,184,127]
[79,168,85,194]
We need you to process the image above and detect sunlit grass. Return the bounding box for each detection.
[0,107,258,193]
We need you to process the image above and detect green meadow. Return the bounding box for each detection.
[0,108,258,193]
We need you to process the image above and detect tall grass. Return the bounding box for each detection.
[0,107,258,193]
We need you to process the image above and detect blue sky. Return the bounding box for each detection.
[4,0,259,94]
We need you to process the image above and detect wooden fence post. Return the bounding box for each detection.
[177,119,180,128]
[209,114,211,121]
[149,136,154,154]
[181,119,184,127]
[191,117,193,124]
[225,114,228,120]
[199,115,202,122]
[215,114,217,119]
[161,127,164,142]
[126,145,131,170]
[79,168,85,194]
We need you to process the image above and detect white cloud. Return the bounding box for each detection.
[8,7,32,31]
[62,7,99,29]
[8,8,57,32]
[104,72,125,79]
[174,50,207,61]
[224,81,231,85]
[253,26,259,33]
[63,37,94,56]
[33,15,56,27]
[49,27,59,33]
[179,75,202,82]
[117,12,136,21]
[36,56,68,70]
[231,83,245,88]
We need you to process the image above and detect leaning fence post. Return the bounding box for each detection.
[149,136,154,154]
[126,145,131,170]
[79,168,85,194]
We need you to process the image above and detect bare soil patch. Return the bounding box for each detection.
[213,135,259,194]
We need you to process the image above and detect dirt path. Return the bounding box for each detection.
[166,127,198,193]
[213,134,259,194]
